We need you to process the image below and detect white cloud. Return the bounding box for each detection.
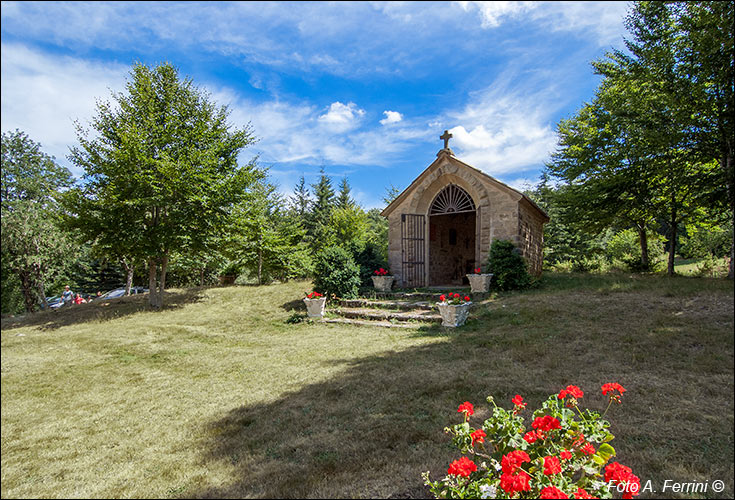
[457,1,629,46]
[0,43,128,174]
[456,1,536,28]
[317,101,366,132]
[443,69,561,176]
[379,110,403,125]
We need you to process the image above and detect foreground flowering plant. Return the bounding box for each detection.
[374,268,390,276]
[423,384,639,499]
[439,292,472,305]
[304,291,323,299]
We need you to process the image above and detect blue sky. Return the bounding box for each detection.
[1,1,632,209]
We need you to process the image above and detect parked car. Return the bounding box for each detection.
[40,295,64,309]
[99,287,149,300]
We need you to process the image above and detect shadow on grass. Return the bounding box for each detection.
[281,299,307,312]
[0,288,206,332]
[189,335,495,499]
[184,282,734,499]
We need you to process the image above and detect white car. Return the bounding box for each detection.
[99,287,149,300]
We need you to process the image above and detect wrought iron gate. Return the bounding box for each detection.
[401,213,425,288]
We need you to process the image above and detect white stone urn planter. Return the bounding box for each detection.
[303,296,327,318]
[466,273,493,293]
[371,275,395,292]
[436,302,472,327]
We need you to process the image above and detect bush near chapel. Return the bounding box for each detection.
[313,246,361,299]
[487,240,532,291]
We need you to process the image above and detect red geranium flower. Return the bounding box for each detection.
[560,449,572,460]
[543,455,562,475]
[447,456,477,477]
[511,394,527,413]
[501,450,530,474]
[463,295,471,301]
[470,429,486,445]
[523,430,539,443]
[573,487,597,499]
[457,401,474,417]
[439,294,446,302]
[531,415,561,432]
[500,472,531,494]
[558,385,584,400]
[474,267,481,273]
[306,291,322,299]
[605,462,640,498]
[581,442,596,455]
[601,382,626,396]
[540,486,568,499]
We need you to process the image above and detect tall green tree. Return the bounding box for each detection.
[677,1,734,277]
[226,176,310,284]
[305,167,336,251]
[290,174,311,219]
[68,62,259,307]
[1,130,74,313]
[336,177,354,209]
[548,1,729,276]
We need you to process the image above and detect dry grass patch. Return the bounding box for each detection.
[1,274,733,498]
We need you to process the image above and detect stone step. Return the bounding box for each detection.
[332,307,442,323]
[321,318,433,329]
[371,292,447,301]
[339,299,436,311]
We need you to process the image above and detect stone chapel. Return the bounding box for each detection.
[380,131,549,288]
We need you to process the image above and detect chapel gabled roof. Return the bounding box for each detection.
[380,150,549,222]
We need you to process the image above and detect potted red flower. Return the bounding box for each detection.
[466,266,493,293]
[303,291,326,318]
[371,268,394,292]
[436,292,472,327]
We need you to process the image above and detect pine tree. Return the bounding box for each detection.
[290,175,311,218]
[336,177,354,209]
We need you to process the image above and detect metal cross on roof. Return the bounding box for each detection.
[440,130,453,149]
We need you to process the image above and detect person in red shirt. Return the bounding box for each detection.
[73,293,86,305]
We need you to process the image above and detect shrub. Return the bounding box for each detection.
[606,228,665,272]
[313,246,361,299]
[487,240,531,291]
[423,384,640,499]
[351,241,388,287]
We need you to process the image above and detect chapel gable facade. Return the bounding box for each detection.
[381,145,549,288]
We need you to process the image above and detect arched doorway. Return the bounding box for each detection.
[428,184,476,286]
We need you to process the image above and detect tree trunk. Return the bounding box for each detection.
[200,267,205,287]
[667,218,678,276]
[258,239,263,286]
[36,274,48,310]
[159,254,168,302]
[18,270,36,313]
[148,258,161,308]
[122,258,134,296]
[637,224,649,271]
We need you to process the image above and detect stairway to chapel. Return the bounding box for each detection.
[321,290,484,329]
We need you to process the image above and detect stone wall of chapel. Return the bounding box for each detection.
[518,199,546,276]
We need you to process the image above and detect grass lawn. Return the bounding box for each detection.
[1,273,733,499]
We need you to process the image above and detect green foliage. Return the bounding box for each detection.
[545,1,733,276]
[1,129,75,313]
[313,246,361,299]
[225,177,312,284]
[67,62,259,307]
[352,241,388,287]
[487,240,531,291]
[606,228,665,272]
[680,221,733,259]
